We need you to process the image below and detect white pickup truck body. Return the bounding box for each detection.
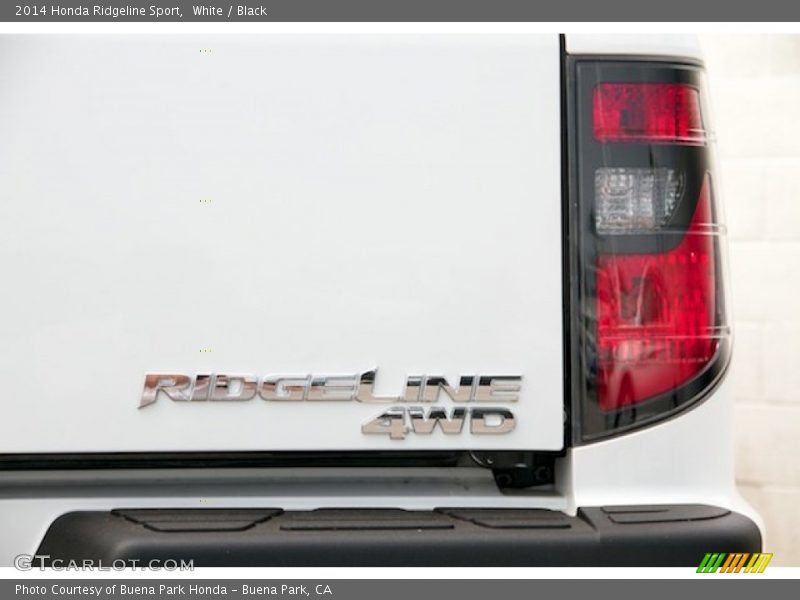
[0,33,761,567]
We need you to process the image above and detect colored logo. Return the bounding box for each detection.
[697,553,773,573]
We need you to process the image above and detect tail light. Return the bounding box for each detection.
[567,60,731,441]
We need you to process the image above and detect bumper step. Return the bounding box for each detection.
[36,504,761,566]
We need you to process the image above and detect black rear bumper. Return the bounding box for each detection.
[36,504,760,567]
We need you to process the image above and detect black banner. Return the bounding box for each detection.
[4,579,799,600]
[3,0,800,22]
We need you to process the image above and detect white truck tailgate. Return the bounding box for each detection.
[0,34,564,453]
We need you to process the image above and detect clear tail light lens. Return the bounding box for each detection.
[595,167,683,233]
[568,61,731,441]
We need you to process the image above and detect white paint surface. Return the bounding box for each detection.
[566,34,703,61]
[0,35,564,452]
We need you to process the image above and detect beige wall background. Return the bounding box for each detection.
[701,35,800,566]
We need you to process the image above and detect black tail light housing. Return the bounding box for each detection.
[566,58,731,443]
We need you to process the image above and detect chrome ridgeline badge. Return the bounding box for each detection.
[139,369,521,440]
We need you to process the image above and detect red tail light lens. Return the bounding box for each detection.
[593,83,706,144]
[595,178,718,410]
[569,61,730,442]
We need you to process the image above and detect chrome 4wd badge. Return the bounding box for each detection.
[139,369,520,440]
